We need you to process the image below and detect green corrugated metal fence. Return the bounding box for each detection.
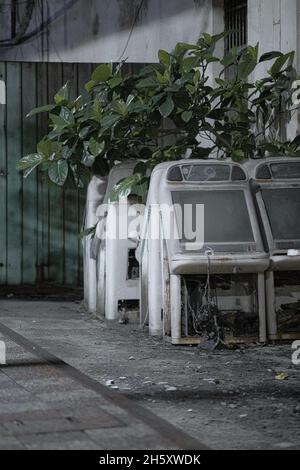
[0,62,94,287]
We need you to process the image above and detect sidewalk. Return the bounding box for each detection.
[0,318,202,450]
[0,300,300,450]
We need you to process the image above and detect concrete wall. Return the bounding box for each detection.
[0,0,224,63]
[248,0,298,70]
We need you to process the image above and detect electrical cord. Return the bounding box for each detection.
[184,249,226,348]
[116,0,145,63]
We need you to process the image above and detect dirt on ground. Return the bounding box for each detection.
[0,300,299,450]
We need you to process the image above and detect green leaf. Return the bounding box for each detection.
[238,58,257,80]
[71,163,91,188]
[85,80,97,92]
[110,174,142,202]
[182,56,199,73]
[174,42,199,57]
[158,49,171,67]
[60,107,75,125]
[132,176,149,202]
[136,77,159,89]
[54,82,69,105]
[37,140,52,158]
[159,96,175,118]
[202,32,213,46]
[16,153,45,176]
[100,114,121,129]
[49,113,69,129]
[91,64,113,82]
[181,110,193,123]
[269,52,294,76]
[259,51,283,63]
[81,143,95,167]
[292,134,300,147]
[79,126,92,139]
[48,160,69,186]
[108,76,123,89]
[89,137,105,157]
[156,71,169,85]
[232,149,245,162]
[79,225,97,239]
[26,104,55,118]
[238,44,259,80]
[111,99,128,116]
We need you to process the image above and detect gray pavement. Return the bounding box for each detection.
[0,300,299,450]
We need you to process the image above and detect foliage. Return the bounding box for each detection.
[17,33,300,194]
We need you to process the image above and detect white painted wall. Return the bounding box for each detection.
[248,0,299,138]
[0,0,225,63]
[248,0,298,72]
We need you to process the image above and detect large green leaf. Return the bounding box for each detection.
[269,52,294,76]
[26,104,55,118]
[159,96,175,118]
[136,77,159,89]
[181,110,193,123]
[60,107,75,125]
[79,225,97,239]
[89,137,105,157]
[37,140,52,158]
[85,80,96,92]
[16,153,45,177]
[108,76,123,89]
[259,51,283,63]
[54,82,70,105]
[49,113,69,129]
[91,64,113,82]
[110,174,143,202]
[158,49,171,67]
[48,160,69,186]
[111,99,128,116]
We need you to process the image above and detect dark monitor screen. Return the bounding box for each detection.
[172,190,255,251]
[262,188,300,243]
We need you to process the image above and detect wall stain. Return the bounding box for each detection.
[92,13,100,36]
[194,0,206,7]
[117,0,148,29]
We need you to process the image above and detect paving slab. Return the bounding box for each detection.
[0,308,205,450]
[0,300,300,449]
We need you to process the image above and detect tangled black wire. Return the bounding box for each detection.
[184,250,226,349]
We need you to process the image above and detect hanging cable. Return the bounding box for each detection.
[116,0,145,63]
[184,249,226,348]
